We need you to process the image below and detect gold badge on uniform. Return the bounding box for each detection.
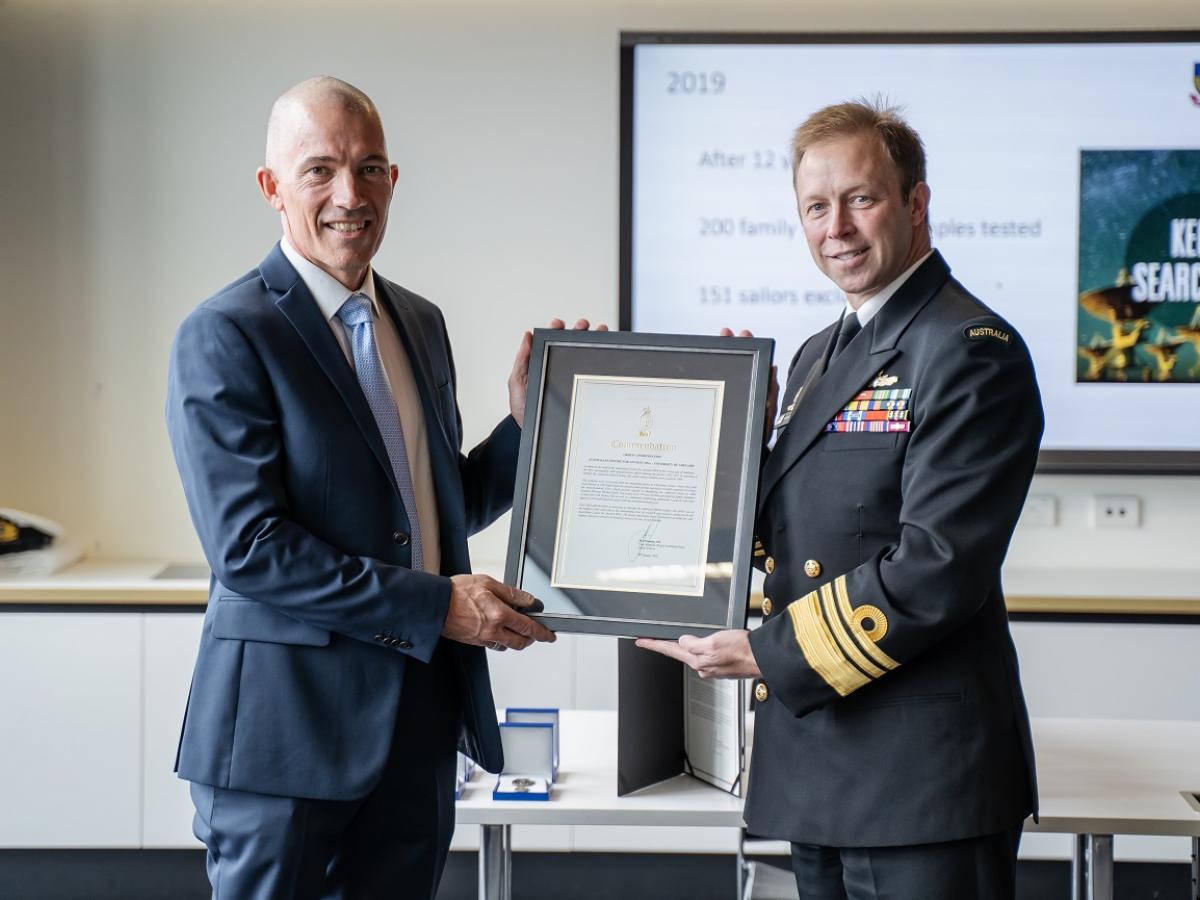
[964,324,1011,344]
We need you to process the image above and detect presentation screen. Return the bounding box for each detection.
[621,32,1200,473]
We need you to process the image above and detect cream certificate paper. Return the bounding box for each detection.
[684,667,743,795]
[550,375,723,596]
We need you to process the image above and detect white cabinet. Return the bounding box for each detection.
[142,613,205,848]
[0,613,142,847]
[0,610,204,848]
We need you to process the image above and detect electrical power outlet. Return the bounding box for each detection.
[1022,494,1057,527]
[1092,494,1141,528]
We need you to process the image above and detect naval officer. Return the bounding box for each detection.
[638,99,1042,899]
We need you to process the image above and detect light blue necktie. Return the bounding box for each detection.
[336,293,423,571]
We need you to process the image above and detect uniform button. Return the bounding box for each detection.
[374,633,386,642]
[754,682,769,703]
[398,640,413,650]
[392,530,410,546]
[387,637,400,646]
[804,559,822,578]
[761,597,773,617]
[765,556,775,574]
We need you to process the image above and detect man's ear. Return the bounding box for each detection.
[256,167,283,210]
[389,163,399,189]
[910,182,931,228]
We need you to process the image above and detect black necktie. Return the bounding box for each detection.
[831,312,861,361]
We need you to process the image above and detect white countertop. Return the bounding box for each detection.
[0,559,208,604]
[456,710,744,827]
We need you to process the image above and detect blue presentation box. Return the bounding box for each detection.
[493,721,555,801]
[505,707,560,780]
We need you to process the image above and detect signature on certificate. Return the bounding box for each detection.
[628,520,662,562]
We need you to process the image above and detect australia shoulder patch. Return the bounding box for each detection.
[963,322,1012,346]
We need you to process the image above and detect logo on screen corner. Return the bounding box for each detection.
[1192,62,1200,107]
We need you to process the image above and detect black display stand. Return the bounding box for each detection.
[617,639,745,797]
[616,639,687,796]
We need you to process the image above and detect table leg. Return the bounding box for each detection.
[1190,836,1198,900]
[1086,834,1114,900]
[1071,834,1087,900]
[479,823,512,900]
[735,829,746,900]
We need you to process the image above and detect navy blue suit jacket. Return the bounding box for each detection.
[166,243,519,801]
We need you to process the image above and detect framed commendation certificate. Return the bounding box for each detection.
[505,329,774,639]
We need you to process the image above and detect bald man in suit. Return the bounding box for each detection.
[167,76,593,899]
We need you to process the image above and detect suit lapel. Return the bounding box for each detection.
[263,244,400,496]
[758,251,952,508]
[759,326,834,491]
[782,325,837,427]
[374,277,455,464]
[374,278,468,556]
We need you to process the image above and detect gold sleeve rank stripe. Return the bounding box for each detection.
[785,576,902,697]
[787,591,871,697]
[833,576,899,672]
[818,584,886,679]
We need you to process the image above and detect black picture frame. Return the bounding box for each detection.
[505,329,774,639]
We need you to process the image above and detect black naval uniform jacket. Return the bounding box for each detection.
[745,251,1042,848]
